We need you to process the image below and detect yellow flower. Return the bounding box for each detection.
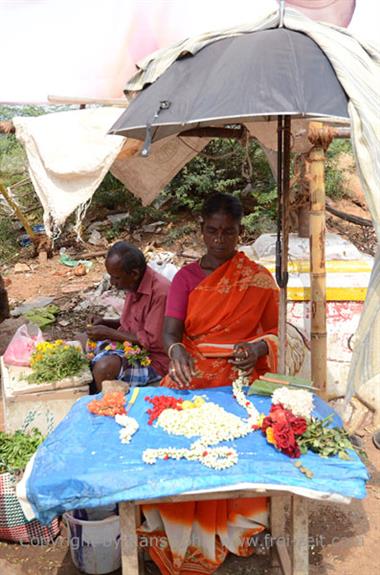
[266,427,277,446]
[182,400,195,410]
[193,397,205,407]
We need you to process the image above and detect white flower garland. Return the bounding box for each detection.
[156,401,252,445]
[271,386,314,418]
[115,414,139,444]
[143,440,238,470]
[142,371,260,470]
[232,372,260,424]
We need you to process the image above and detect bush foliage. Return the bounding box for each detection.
[0,103,355,257]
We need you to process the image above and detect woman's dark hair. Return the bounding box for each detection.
[201,193,243,222]
[106,241,147,274]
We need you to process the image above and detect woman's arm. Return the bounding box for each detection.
[164,316,195,387]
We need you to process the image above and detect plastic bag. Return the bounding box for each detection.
[3,323,44,367]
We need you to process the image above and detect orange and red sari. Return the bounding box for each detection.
[139,252,279,574]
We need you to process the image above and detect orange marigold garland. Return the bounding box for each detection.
[87,391,126,417]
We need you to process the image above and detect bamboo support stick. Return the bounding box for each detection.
[307,122,333,398]
[47,94,129,107]
[0,179,37,243]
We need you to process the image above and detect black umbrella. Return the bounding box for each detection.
[110,26,350,380]
[110,28,348,144]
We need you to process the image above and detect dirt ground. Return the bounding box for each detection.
[0,220,379,574]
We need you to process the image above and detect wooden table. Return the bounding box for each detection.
[119,489,310,575]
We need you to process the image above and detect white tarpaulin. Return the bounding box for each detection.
[13,108,125,233]
[13,108,210,232]
[0,0,377,104]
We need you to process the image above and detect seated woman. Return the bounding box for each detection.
[138,193,279,575]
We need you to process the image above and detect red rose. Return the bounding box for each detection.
[268,404,289,425]
[282,443,301,458]
[290,416,307,436]
[261,416,272,432]
[273,422,296,450]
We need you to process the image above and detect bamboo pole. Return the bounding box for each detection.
[307,122,333,397]
[0,179,37,243]
[47,95,129,107]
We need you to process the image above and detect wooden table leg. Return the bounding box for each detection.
[271,495,292,575]
[291,496,309,575]
[119,501,144,575]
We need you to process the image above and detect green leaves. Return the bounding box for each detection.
[24,304,60,329]
[27,343,87,384]
[297,415,355,459]
[0,428,44,474]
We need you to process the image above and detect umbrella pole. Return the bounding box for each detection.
[270,118,292,568]
[276,116,291,374]
[307,122,332,397]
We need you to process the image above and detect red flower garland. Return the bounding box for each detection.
[145,395,183,425]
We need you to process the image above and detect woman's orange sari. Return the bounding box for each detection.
[164,251,279,388]
[139,252,279,575]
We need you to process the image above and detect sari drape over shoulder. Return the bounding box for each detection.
[163,251,279,388]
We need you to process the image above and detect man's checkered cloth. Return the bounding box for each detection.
[0,472,59,543]
[90,341,160,387]
[125,6,380,403]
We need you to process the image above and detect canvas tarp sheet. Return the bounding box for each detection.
[17,387,368,525]
[13,108,209,234]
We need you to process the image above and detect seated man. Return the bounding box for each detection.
[86,241,170,392]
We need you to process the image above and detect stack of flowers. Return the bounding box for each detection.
[87,392,126,416]
[258,404,307,458]
[141,379,261,470]
[86,339,151,367]
[123,342,151,367]
[145,395,184,425]
[271,386,314,418]
[28,340,87,384]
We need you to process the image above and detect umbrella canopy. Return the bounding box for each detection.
[110,28,349,142]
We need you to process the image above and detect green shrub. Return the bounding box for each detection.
[0,217,19,263]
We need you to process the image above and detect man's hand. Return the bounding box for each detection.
[229,341,268,373]
[88,315,104,327]
[86,324,119,342]
[168,345,196,388]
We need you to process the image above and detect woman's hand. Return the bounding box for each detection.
[168,345,196,388]
[229,341,268,373]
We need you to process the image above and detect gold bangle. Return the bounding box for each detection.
[168,342,186,359]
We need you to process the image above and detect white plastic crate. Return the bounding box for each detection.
[1,357,91,434]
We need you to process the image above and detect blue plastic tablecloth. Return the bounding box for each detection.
[26,387,368,524]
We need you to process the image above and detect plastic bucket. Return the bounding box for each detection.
[63,509,121,575]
